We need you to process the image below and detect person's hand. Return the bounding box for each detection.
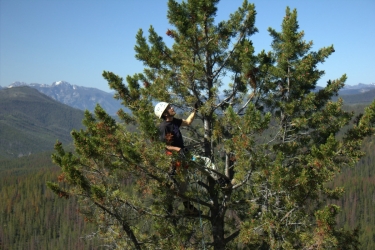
[179,147,189,158]
[194,100,203,111]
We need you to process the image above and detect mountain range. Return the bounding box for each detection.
[339,83,375,95]
[5,81,124,115]
[0,81,374,120]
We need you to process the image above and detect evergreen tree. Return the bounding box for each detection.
[48,1,375,249]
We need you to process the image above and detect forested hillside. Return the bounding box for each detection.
[0,87,84,158]
[0,87,96,249]
[0,152,101,249]
[328,105,375,248]
[332,137,375,248]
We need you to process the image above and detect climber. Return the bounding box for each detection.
[154,101,201,215]
[154,102,197,156]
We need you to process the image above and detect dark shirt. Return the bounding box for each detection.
[159,118,184,149]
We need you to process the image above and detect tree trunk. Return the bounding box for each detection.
[204,117,212,158]
[211,208,226,250]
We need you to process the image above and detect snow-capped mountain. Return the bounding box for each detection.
[342,83,375,89]
[7,81,124,115]
[339,83,375,95]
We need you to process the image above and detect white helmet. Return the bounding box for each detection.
[154,102,169,118]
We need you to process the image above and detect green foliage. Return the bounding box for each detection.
[48,1,375,249]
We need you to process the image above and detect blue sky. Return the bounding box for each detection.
[1,0,374,92]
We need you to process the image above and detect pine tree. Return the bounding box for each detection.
[47,1,375,249]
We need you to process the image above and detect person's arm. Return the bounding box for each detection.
[165,145,182,152]
[181,109,197,126]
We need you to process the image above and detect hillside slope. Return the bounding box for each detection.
[0,152,100,249]
[339,89,375,104]
[0,87,84,158]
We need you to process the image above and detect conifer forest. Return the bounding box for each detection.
[2,0,375,249]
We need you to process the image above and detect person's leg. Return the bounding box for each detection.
[192,155,218,179]
[192,155,231,188]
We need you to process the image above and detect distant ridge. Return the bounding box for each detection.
[338,88,375,104]
[339,83,375,95]
[7,81,124,115]
[0,86,84,158]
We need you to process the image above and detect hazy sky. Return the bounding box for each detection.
[1,0,374,92]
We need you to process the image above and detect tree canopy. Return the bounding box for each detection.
[48,0,375,249]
